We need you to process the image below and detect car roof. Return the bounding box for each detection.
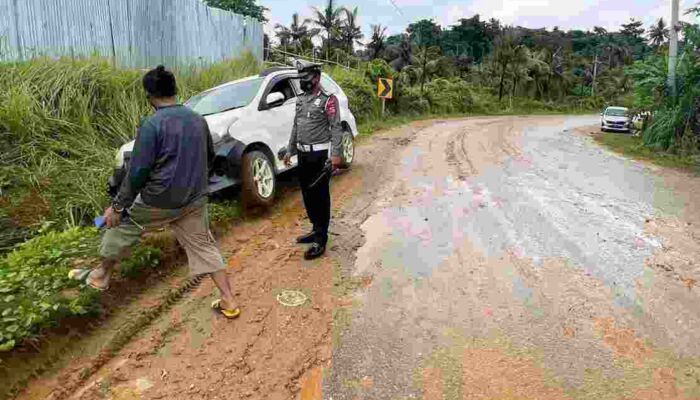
[606,106,628,110]
[190,69,336,99]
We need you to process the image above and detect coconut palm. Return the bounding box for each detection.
[313,0,344,59]
[648,18,670,48]
[387,34,413,71]
[274,13,319,52]
[405,46,442,95]
[341,7,364,54]
[368,24,387,59]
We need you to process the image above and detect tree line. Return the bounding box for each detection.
[208,0,700,153]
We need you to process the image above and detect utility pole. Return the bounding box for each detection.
[668,0,679,98]
[592,54,599,97]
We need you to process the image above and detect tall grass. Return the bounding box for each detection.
[0,53,261,243]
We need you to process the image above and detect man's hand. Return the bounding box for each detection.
[104,206,122,229]
[283,153,292,167]
[331,156,342,170]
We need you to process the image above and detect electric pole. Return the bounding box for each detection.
[592,54,601,97]
[668,0,679,98]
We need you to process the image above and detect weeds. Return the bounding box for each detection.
[0,53,261,247]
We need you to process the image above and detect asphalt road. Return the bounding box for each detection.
[325,116,700,400]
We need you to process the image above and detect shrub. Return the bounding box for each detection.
[119,245,162,278]
[0,53,261,236]
[365,59,396,83]
[0,227,101,351]
[327,66,381,124]
[395,86,430,115]
[423,78,473,114]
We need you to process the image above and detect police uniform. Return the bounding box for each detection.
[287,60,344,259]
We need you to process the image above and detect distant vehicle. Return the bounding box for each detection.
[600,106,632,133]
[111,66,359,207]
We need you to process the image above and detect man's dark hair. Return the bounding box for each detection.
[142,65,177,97]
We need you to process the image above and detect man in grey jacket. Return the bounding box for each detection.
[284,61,344,260]
[70,66,240,319]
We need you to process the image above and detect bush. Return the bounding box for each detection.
[0,53,261,237]
[423,78,473,114]
[327,66,381,124]
[0,227,101,351]
[395,86,430,115]
[365,59,396,83]
[119,245,162,278]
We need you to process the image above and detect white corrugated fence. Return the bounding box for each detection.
[0,0,263,67]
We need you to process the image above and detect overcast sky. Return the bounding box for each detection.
[260,0,698,43]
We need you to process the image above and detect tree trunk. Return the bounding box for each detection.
[498,62,507,101]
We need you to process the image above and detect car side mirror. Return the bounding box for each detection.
[266,92,285,107]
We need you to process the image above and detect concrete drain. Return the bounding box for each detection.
[276,290,308,307]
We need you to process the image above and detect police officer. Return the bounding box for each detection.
[283,60,344,260]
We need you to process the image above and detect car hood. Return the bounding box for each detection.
[604,116,629,122]
[205,110,244,143]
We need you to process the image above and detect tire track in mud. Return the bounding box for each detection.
[15,121,423,400]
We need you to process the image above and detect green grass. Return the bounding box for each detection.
[0,53,261,250]
[595,132,699,171]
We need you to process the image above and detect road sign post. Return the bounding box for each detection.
[377,78,394,117]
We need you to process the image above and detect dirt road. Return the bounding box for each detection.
[18,116,700,400]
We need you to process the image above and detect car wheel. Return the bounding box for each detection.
[241,151,276,208]
[340,131,355,169]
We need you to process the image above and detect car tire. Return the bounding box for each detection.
[339,131,355,169]
[241,150,276,208]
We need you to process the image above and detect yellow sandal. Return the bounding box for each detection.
[211,299,241,319]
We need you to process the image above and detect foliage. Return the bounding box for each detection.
[365,59,395,83]
[202,0,267,22]
[422,78,473,114]
[595,132,698,170]
[274,13,319,52]
[0,227,101,351]
[636,15,700,151]
[312,0,344,59]
[340,7,364,54]
[404,46,443,95]
[0,53,261,241]
[326,66,381,123]
[648,18,670,48]
[367,25,388,60]
[119,246,162,279]
[209,199,242,225]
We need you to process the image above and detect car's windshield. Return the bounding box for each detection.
[605,108,628,117]
[186,78,263,116]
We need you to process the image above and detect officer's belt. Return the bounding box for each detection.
[297,142,330,152]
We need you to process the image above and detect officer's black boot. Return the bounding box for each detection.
[304,242,326,260]
[304,231,328,260]
[296,231,317,244]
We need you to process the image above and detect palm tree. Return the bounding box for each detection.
[313,0,344,60]
[648,18,670,48]
[368,24,387,59]
[406,46,442,96]
[388,34,413,71]
[508,46,531,98]
[491,31,524,101]
[341,7,364,54]
[274,13,319,52]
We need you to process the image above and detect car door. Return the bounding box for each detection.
[256,76,299,172]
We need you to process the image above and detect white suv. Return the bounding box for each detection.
[112,66,359,207]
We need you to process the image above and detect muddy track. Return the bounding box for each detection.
[15,116,700,400]
[14,120,424,400]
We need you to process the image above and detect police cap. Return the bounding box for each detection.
[295,59,322,76]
